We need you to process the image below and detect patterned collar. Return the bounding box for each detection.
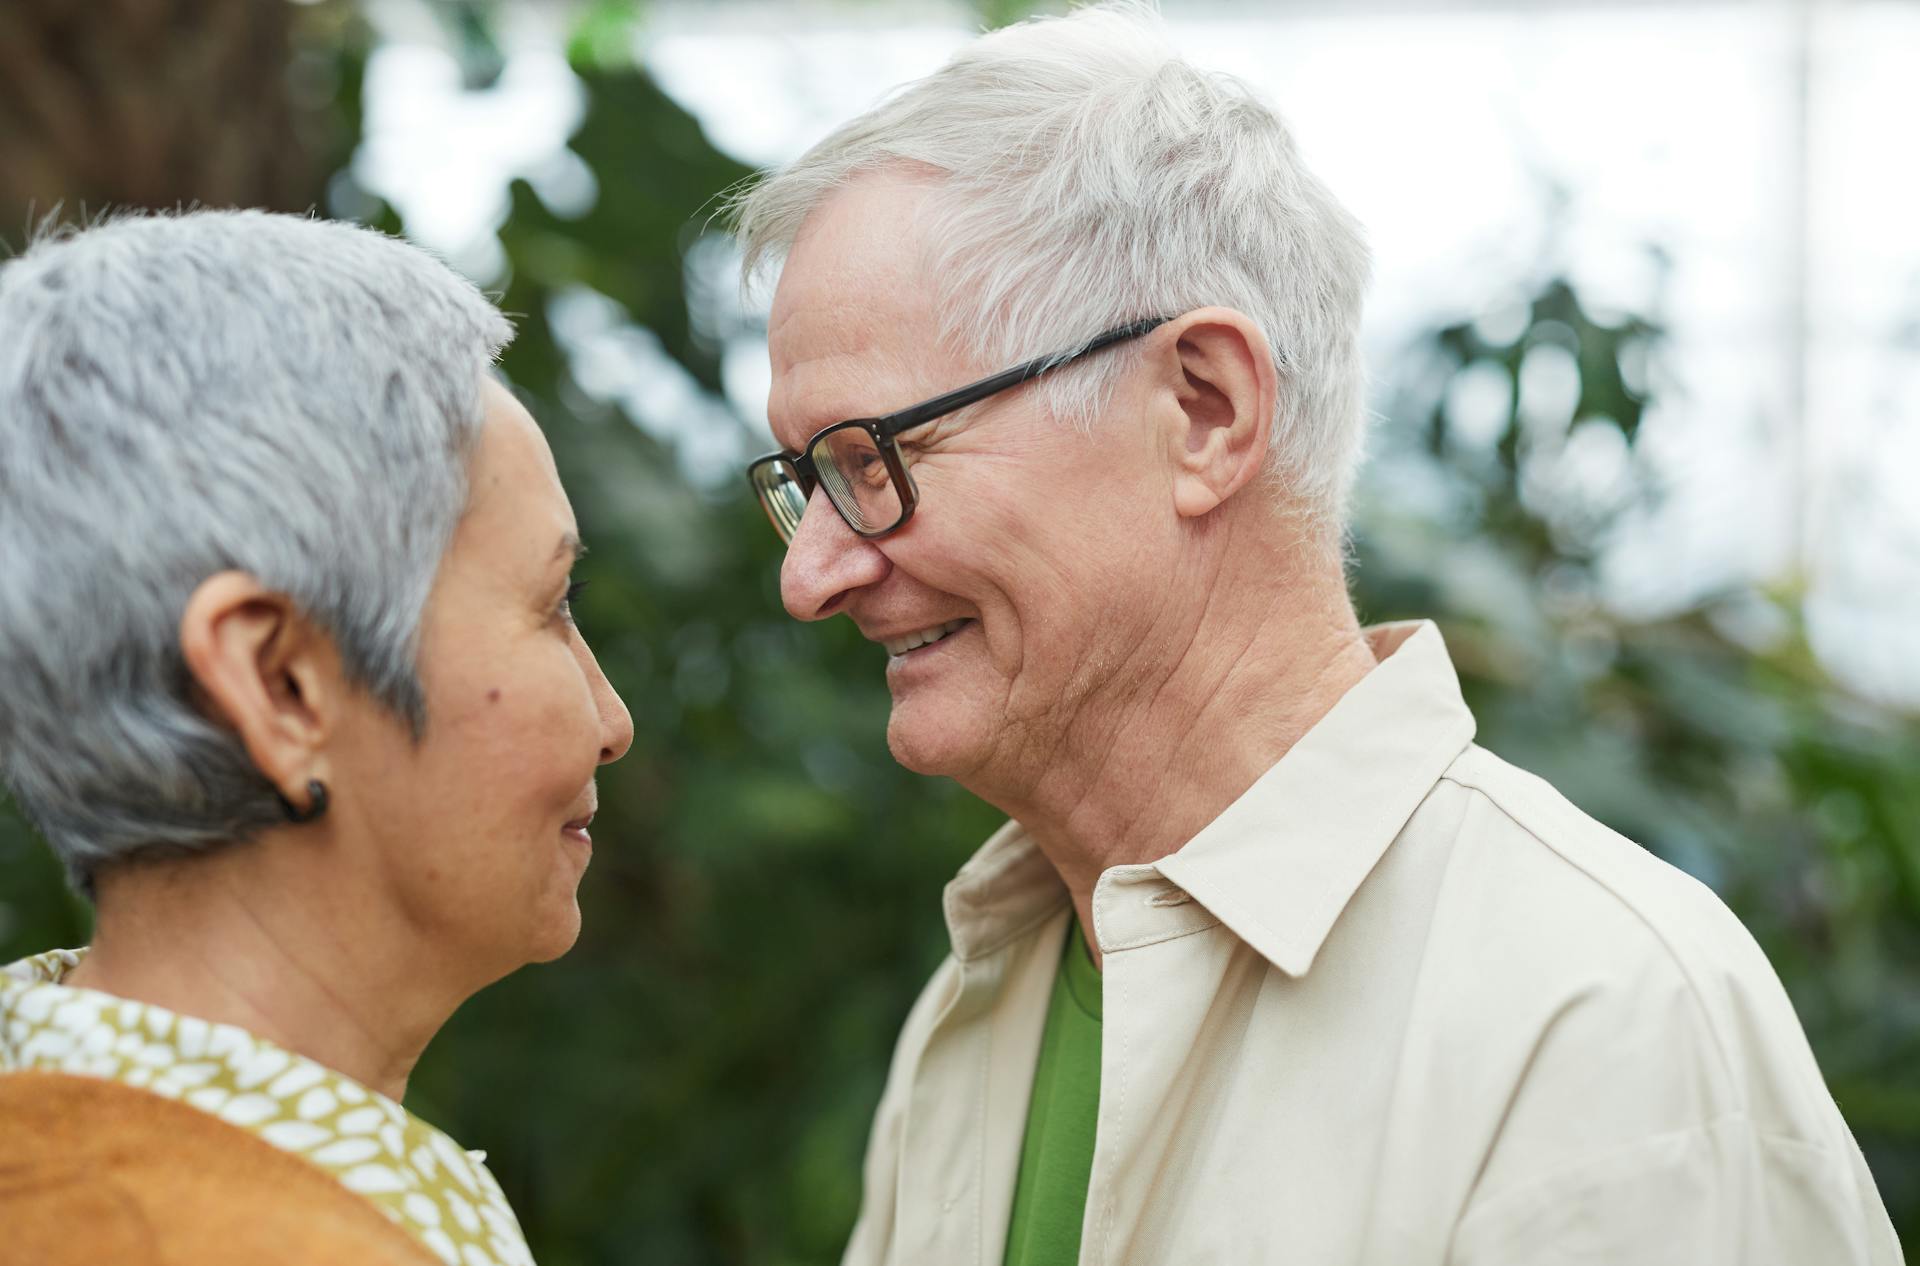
[1,949,534,1266]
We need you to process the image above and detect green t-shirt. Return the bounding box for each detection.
[1003,917,1103,1266]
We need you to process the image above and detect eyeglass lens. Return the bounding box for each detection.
[750,459,808,543]
[810,427,903,537]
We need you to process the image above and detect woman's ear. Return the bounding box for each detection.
[178,573,336,801]
[1156,307,1279,519]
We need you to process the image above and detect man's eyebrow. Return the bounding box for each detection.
[552,534,588,566]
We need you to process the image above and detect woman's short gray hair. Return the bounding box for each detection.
[0,210,511,891]
[731,0,1372,526]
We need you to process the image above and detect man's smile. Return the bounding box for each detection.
[878,617,974,658]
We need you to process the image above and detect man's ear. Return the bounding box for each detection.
[1156,307,1278,519]
[178,572,336,802]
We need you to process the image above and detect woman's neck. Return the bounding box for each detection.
[65,845,459,1103]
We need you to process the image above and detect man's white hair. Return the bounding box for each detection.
[0,210,511,892]
[732,0,1372,525]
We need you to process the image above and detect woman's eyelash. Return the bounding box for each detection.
[560,578,590,619]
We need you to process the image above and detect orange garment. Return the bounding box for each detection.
[0,1070,440,1266]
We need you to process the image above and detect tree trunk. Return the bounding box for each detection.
[0,0,330,245]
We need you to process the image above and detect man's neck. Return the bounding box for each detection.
[978,542,1377,969]
[64,847,460,1103]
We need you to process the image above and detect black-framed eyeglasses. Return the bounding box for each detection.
[747,316,1168,544]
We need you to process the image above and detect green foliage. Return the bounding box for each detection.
[2,6,1915,1260]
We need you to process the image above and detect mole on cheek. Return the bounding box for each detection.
[486,688,502,704]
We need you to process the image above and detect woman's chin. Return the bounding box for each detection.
[525,900,584,964]
[520,835,593,962]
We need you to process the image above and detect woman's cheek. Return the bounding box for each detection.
[524,657,600,784]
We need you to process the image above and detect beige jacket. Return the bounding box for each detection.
[842,622,1900,1266]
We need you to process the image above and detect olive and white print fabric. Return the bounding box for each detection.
[1,949,533,1266]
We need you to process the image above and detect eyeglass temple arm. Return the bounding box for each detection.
[877,316,1169,438]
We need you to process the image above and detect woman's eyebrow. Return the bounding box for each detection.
[551,534,588,568]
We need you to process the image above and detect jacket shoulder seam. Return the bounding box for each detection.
[1435,754,1744,1093]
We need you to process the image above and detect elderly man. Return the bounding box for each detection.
[734,5,1899,1264]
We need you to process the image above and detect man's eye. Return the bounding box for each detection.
[559,578,589,623]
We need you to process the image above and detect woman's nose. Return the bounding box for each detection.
[587,650,634,764]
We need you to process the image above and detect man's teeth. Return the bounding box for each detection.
[884,619,970,657]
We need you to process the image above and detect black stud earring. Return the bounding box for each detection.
[277,779,330,824]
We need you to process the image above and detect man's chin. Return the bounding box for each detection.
[885,704,982,779]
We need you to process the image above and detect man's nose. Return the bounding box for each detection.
[781,486,890,621]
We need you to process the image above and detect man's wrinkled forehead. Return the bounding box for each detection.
[768,172,942,355]
[766,172,952,445]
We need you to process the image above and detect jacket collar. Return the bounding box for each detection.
[1156,620,1476,976]
[941,621,1476,974]
[942,817,1067,964]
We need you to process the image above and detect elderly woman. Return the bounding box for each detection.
[0,211,632,1265]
